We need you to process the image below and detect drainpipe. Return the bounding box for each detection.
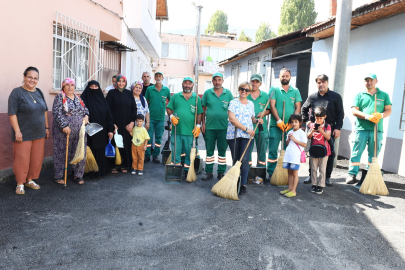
[195,5,202,95]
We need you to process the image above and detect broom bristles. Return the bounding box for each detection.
[166,152,172,164]
[270,150,288,186]
[211,161,241,201]
[186,148,197,182]
[71,121,86,164]
[84,146,99,173]
[359,157,389,196]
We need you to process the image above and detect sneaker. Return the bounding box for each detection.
[310,185,317,193]
[303,176,311,184]
[325,178,332,187]
[315,187,323,194]
[153,156,160,163]
[239,185,247,195]
[201,172,213,181]
[144,156,151,163]
[284,191,296,198]
[280,189,289,195]
[138,170,143,176]
[346,175,358,184]
[131,169,137,175]
[217,173,224,179]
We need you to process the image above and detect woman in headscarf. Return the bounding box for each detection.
[52,78,89,184]
[105,74,137,173]
[81,80,114,177]
[131,81,150,130]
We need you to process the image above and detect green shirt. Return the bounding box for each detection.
[268,85,302,126]
[352,88,391,132]
[167,92,203,136]
[247,90,270,134]
[145,85,171,121]
[202,87,234,130]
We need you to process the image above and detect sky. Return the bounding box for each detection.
[158,0,372,37]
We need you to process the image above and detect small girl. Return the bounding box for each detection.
[280,113,307,197]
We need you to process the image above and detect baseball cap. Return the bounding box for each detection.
[155,71,163,76]
[364,73,377,80]
[183,77,194,83]
[212,72,223,79]
[250,74,263,82]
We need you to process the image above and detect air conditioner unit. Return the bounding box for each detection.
[151,62,157,69]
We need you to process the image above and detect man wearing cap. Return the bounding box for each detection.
[248,74,270,168]
[167,77,203,176]
[346,73,392,184]
[201,72,234,180]
[267,68,302,181]
[145,72,171,163]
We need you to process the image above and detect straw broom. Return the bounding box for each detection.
[186,92,200,183]
[359,94,389,195]
[84,146,99,173]
[71,120,86,164]
[212,94,273,200]
[270,100,289,186]
[166,152,172,165]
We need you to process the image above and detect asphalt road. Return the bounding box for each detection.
[1,135,405,269]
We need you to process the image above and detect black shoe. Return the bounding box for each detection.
[145,156,151,163]
[239,185,247,195]
[346,175,358,184]
[217,173,224,179]
[325,178,332,187]
[153,156,160,163]
[267,175,273,183]
[201,172,213,181]
[304,176,311,184]
[310,185,317,193]
[315,187,323,194]
[184,171,188,178]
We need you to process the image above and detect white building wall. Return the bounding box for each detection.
[309,12,405,175]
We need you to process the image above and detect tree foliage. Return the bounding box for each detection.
[255,22,277,43]
[278,0,317,36]
[205,10,228,34]
[239,30,252,42]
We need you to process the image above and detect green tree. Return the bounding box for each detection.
[205,10,228,34]
[278,0,317,36]
[255,22,277,42]
[239,30,252,42]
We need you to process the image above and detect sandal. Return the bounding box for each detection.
[74,177,84,185]
[25,180,40,190]
[16,184,25,195]
[54,178,64,185]
[111,168,118,174]
[121,168,128,173]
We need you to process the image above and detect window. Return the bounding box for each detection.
[247,57,260,81]
[163,77,183,93]
[162,43,188,60]
[205,80,213,90]
[201,46,240,62]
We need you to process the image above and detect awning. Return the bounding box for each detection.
[104,41,136,52]
[265,49,312,62]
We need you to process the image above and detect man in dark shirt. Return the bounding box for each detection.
[301,74,344,186]
[141,71,154,96]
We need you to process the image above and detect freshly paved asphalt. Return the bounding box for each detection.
[1,135,405,270]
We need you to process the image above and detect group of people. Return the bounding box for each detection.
[8,66,391,198]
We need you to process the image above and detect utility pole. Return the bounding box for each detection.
[330,0,353,166]
[194,5,202,96]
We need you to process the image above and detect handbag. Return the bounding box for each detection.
[105,139,115,158]
[295,142,306,163]
[309,124,332,158]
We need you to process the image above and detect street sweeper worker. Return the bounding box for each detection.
[201,72,234,181]
[267,68,302,181]
[346,73,392,184]
[166,77,203,178]
[248,74,271,168]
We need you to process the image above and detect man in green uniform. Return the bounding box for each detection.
[267,68,302,181]
[346,73,392,184]
[166,77,203,176]
[248,74,270,167]
[145,71,171,163]
[201,72,234,180]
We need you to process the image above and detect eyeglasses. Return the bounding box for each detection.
[26,76,38,81]
[239,88,251,92]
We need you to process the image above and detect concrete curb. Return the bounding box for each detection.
[0,157,54,184]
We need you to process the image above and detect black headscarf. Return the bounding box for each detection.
[81,80,114,149]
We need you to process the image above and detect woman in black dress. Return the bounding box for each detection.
[81,80,114,177]
[105,74,137,173]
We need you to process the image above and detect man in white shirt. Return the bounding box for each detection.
[105,75,117,93]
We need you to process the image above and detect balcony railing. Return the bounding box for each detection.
[195,61,224,75]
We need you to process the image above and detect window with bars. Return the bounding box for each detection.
[162,77,183,93]
[201,46,240,63]
[247,57,260,81]
[162,43,188,60]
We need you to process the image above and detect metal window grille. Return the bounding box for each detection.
[247,57,260,81]
[231,64,240,97]
[400,79,405,130]
[53,12,103,91]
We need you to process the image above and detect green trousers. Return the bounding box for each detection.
[204,129,228,173]
[267,126,288,175]
[348,130,383,176]
[249,132,269,167]
[146,119,164,158]
[171,134,193,171]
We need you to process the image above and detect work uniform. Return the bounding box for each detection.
[247,90,270,167]
[202,87,234,174]
[267,85,302,176]
[145,85,171,158]
[167,92,203,171]
[348,88,391,175]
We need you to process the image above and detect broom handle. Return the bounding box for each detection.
[192,92,199,148]
[282,100,285,149]
[374,94,377,158]
[238,97,272,161]
[64,133,69,186]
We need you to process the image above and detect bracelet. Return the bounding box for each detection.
[245,127,248,132]
[45,127,50,129]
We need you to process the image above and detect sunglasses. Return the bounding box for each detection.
[239,88,251,92]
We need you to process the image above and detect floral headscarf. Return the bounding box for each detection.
[61,78,84,112]
[131,81,143,90]
[114,74,127,91]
